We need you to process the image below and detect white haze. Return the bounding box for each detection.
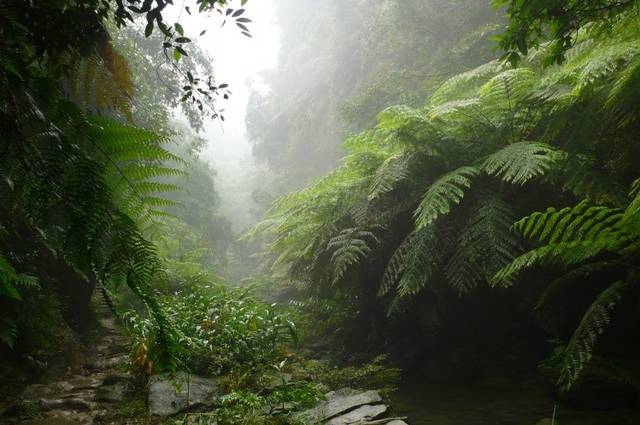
[167,0,279,231]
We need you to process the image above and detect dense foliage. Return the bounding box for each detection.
[2,0,640,422]
[253,4,640,392]
[246,0,503,191]
[0,0,237,363]
[125,283,297,376]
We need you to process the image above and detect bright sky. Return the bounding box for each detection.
[168,0,279,231]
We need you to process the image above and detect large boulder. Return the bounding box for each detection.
[148,372,221,417]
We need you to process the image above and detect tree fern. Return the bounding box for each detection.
[328,226,383,284]
[414,166,479,230]
[477,68,538,106]
[558,280,632,391]
[492,200,630,287]
[445,193,519,294]
[380,226,443,300]
[368,152,413,201]
[481,142,567,185]
[429,61,502,107]
[625,178,640,221]
[605,54,640,127]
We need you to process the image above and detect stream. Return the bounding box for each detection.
[391,380,640,425]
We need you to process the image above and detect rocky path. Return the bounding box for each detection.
[1,295,135,424]
[1,297,411,425]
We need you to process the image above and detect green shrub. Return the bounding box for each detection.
[124,284,297,375]
[173,382,323,425]
[305,355,401,397]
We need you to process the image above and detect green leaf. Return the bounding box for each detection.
[144,21,154,37]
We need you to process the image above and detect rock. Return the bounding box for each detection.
[38,398,94,412]
[386,421,409,425]
[21,381,76,399]
[299,388,383,423]
[148,371,221,417]
[95,382,128,402]
[326,404,387,424]
[67,375,104,390]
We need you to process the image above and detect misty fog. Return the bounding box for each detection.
[2,1,640,424]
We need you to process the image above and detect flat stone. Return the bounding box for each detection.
[67,375,104,390]
[38,398,94,412]
[326,404,387,424]
[148,371,221,417]
[22,381,75,399]
[386,421,409,425]
[299,388,382,423]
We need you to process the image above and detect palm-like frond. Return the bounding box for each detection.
[368,152,413,200]
[558,280,631,391]
[328,226,383,284]
[414,166,479,230]
[482,142,566,185]
[445,193,519,294]
[380,226,443,299]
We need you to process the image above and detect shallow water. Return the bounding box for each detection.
[390,380,640,425]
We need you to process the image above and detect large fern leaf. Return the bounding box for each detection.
[445,194,519,294]
[558,280,631,391]
[328,226,383,284]
[414,166,479,230]
[482,142,566,185]
[380,226,443,299]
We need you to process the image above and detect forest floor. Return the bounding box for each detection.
[0,296,148,425]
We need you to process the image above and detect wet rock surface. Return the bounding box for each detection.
[300,388,408,424]
[148,371,221,417]
[0,297,134,424]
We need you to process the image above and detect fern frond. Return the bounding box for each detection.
[368,152,412,200]
[604,54,640,127]
[623,178,640,226]
[492,234,630,288]
[514,202,624,244]
[429,61,502,106]
[376,105,440,147]
[557,155,627,205]
[380,226,442,298]
[328,226,383,284]
[445,194,519,294]
[414,166,479,230]
[478,68,538,107]
[558,280,631,391]
[482,142,566,185]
